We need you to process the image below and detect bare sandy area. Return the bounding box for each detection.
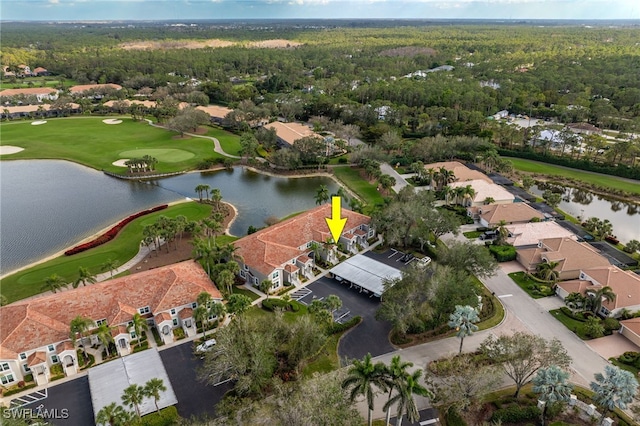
[0,145,25,155]
[119,39,235,50]
[248,39,303,48]
[31,120,47,125]
[103,119,123,124]
[112,159,130,167]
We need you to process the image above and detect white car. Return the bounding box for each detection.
[195,339,217,355]
[417,256,431,267]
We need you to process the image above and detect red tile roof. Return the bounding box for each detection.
[0,261,220,357]
[0,87,58,97]
[179,308,193,320]
[56,341,75,353]
[69,83,122,93]
[155,312,172,323]
[234,204,371,276]
[27,351,47,367]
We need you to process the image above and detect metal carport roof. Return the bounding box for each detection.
[329,254,402,297]
[89,348,178,419]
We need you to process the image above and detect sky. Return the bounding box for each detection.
[1,0,639,21]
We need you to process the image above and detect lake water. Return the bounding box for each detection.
[0,161,339,276]
[530,184,640,245]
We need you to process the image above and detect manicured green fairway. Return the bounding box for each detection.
[332,165,385,209]
[0,202,213,303]
[119,148,195,162]
[0,117,241,173]
[508,158,640,195]
[206,126,242,156]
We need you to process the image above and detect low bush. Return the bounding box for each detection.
[64,204,168,255]
[130,406,180,426]
[490,405,541,423]
[560,307,587,322]
[603,317,621,333]
[262,298,292,311]
[327,316,362,334]
[489,244,517,262]
[444,408,467,426]
[172,328,185,340]
[2,383,37,396]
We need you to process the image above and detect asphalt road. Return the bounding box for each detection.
[159,343,233,422]
[21,376,94,426]
[303,276,396,363]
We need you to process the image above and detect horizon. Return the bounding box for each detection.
[2,0,639,22]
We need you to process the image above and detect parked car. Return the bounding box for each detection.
[416,256,431,267]
[195,339,217,357]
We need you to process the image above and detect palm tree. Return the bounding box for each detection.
[209,302,226,325]
[315,184,330,205]
[194,184,209,201]
[96,323,115,358]
[324,294,342,319]
[496,219,509,246]
[95,402,132,426]
[536,261,560,283]
[384,368,432,426]
[448,305,481,354]
[461,185,476,207]
[100,258,120,279]
[193,305,208,338]
[591,365,639,420]
[586,286,616,316]
[259,279,272,298]
[121,384,146,418]
[144,378,167,413]
[130,313,148,348]
[41,273,68,293]
[309,241,322,264]
[533,365,573,425]
[217,269,236,296]
[382,356,414,426]
[73,266,97,288]
[210,188,222,211]
[70,315,94,362]
[342,353,388,426]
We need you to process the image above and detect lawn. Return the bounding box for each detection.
[0,77,80,90]
[302,333,342,377]
[549,308,590,340]
[463,231,482,239]
[332,165,385,210]
[205,126,242,157]
[232,286,260,302]
[0,117,236,173]
[508,271,555,299]
[0,202,212,303]
[508,158,640,196]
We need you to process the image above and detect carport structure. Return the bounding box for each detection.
[89,348,178,419]
[329,254,402,298]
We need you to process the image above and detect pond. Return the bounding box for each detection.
[0,161,339,276]
[530,184,640,245]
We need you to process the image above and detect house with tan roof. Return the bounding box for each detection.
[423,161,493,184]
[233,204,374,293]
[0,87,59,102]
[556,266,640,318]
[505,221,576,247]
[567,122,602,135]
[1,103,81,120]
[32,67,49,76]
[69,83,122,95]
[0,261,221,387]
[516,237,611,280]
[472,202,545,227]
[620,318,640,347]
[196,105,233,124]
[449,179,515,207]
[266,121,323,147]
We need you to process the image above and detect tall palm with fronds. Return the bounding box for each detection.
[193,306,208,338]
[41,274,68,293]
[121,384,146,418]
[586,286,616,316]
[210,188,222,211]
[70,315,94,362]
[461,185,476,207]
[533,365,572,425]
[384,368,432,426]
[95,402,132,426]
[100,258,120,279]
[536,261,560,283]
[259,279,272,298]
[382,356,414,426]
[130,313,148,348]
[217,269,236,296]
[448,305,481,354]
[342,353,388,426]
[144,378,167,413]
[74,266,97,288]
[96,323,115,358]
[315,184,330,205]
[209,301,226,325]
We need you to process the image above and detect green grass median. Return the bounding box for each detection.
[1,202,212,303]
[332,165,385,209]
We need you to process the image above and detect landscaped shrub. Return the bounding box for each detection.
[172,328,185,340]
[603,317,621,333]
[64,204,168,255]
[489,245,517,262]
[560,307,587,322]
[130,406,180,426]
[444,408,467,426]
[490,405,541,423]
[262,298,292,311]
[327,316,362,334]
[50,364,63,376]
[2,383,37,397]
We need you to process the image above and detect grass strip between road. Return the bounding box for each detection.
[1,202,213,303]
[508,158,640,195]
[332,165,385,209]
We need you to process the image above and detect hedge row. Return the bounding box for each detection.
[64,204,168,255]
[327,316,362,334]
[130,406,180,426]
[261,298,300,312]
[488,245,517,262]
[490,405,541,423]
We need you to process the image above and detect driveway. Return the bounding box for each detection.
[303,276,396,363]
[587,334,640,360]
[159,343,233,421]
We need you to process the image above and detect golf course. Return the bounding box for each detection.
[0,117,242,174]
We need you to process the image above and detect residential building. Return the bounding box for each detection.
[505,222,576,247]
[1,103,81,120]
[233,204,374,293]
[0,261,221,387]
[423,161,493,184]
[492,110,509,120]
[556,266,640,317]
[449,179,515,207]
[619,318,640,347]
[196,105,233,124]
[68,83,122,95]
[517,237,611,280]
[470,202,545,227]
[0,87,59,102]
[32,67,49,76]
[266,121,322,147]
[567,122,602,135]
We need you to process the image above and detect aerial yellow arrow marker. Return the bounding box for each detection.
[325,196,347,243]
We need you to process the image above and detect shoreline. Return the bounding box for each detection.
[222,201,239,237]
[0,198,193,280]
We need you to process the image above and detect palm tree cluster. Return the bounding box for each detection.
[141,214,189,255]
[193,291,226,338]
[96,378,167,425]
[194,184,224,211]
[342,353,432,426]
[124,155,158,174]
[565,286,616,316]
[583,217,615,240]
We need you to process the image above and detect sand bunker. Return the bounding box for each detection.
[31,120,47,125]
[103,119,123,125]
[248,39,303,48]
[119,39,235,50]
[112,159,130,167]
[0,146,25,155]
